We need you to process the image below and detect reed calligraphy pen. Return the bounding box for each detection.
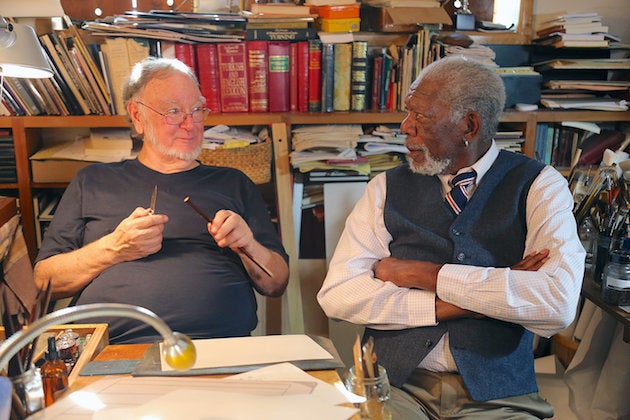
[183,196,274,277]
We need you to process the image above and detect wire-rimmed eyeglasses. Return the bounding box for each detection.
[135,100,209,125]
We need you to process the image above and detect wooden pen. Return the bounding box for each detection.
[183,196,274,277]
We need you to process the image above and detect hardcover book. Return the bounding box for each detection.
[370,54,383,110]
[217,42,249,113]
[245,28,317,42]
[320,43,335,113]
[174,42,197,76]
[195,43,222,113]
[268,41,291,112]
[333,43,352,111]
[350,40,368,112]
[290,42,298,112]
[307,40,322,112]
[297,41,310,112]
[246,40,269,113]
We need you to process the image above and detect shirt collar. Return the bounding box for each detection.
[438,140,499,193]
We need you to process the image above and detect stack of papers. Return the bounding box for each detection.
[290,125,368,175]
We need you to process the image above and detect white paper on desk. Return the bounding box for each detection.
[160,334,334,372]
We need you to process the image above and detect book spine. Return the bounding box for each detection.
[245,28,317,42]
[380,51,392,110]
[333,43,352,112]
[297,41,309,113]
[174,42,197,75]
[350,41,368,112]
[290,42,298,112]
[371,54,383,111]
[195,43,222,113]
[320,43,335,113]
[246,40,269,113]
[217,42,249,113]
[307,40,322,112]
[268,41,291,113]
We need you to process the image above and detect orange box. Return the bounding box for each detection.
[311,3,360,19]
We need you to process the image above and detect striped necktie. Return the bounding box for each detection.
[445,170,476,216]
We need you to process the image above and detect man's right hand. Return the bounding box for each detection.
[108,207,169,262]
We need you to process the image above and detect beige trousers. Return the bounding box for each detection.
[389,369,554,420]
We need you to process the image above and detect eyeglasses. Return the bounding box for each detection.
[135,100,209,125]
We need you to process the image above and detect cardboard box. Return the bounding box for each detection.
[360,5,452,32]
[1,323,109,385]
[317,17,360,32]
[311,4,360,19]
[31,159,93,183]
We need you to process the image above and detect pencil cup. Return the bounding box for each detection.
[344,365,392,419]
[11,366,45,416]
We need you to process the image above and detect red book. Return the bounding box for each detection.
[174,43,196,75]
[290,42,298,112]
[307,39,321,112]
[195,44,221,113]
[297,41,309,112]
[217,42,249,113]
[371,55,383,111]
[246,40,269,113]
[268,41,291,113]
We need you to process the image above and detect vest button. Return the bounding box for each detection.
[456,253,465,261]
[424,339,433,348]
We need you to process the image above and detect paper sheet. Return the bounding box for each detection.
[32,363,358,420]
[160,334,334,372]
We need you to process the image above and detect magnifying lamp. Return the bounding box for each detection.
[0,303,197,372]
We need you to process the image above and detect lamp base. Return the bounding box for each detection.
[455,13,476,31]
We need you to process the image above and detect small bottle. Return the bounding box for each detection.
[41,336,69,407]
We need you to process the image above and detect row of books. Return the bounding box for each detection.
[0,24,439,116]
[0,130,16,183]
[534,122,626,169]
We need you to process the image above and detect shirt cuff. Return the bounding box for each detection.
[408,288,438,326]
[436,263,479,303]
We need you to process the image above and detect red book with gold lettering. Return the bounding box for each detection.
[195,43,221,113]
[307,39,322,112]
[217,42,249,113]
[174,43,196,75]
[297,41,309,112]
[290,42,298,112]
[246,40,269,113]
[268,41,290,113]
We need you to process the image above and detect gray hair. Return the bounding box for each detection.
[122,57,200,107]
[414,56,505,143]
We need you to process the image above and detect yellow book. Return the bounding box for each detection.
[317,17,360,32]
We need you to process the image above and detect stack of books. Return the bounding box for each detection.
[533,12,611,48]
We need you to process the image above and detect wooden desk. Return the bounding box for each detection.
[71,343,344,391]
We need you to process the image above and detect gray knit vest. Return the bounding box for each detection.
[364,150,545,402]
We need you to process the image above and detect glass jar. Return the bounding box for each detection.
[10,366,45,416]
[602,249,630,305]
[593,233,613,284]
[344,365,392,419]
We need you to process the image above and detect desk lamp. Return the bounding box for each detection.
[0,303,197,372]
[0,17,53,78]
